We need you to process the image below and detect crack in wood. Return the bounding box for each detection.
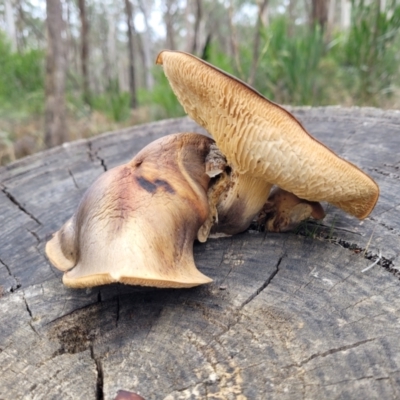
[116,295,120,327]
[23,294,33,318]
[45,300,101,326]
[27,229,40,245]
[240,255,284,308]
[87,142,108,172]
[292,219,399,279]
[204,254,287,354]
[90,345,104,400]
[0,257,21,292]
[371,167,400,180]
[374,202,400,217]
[303,374,391,388]
[369,217,399,236]
[286,338,376,369]
[1,186,41,225]
[20,289,40,337]
[67,168,80,189]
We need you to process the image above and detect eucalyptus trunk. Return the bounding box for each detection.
[44,0,68,148]
[124,0,138,109]
[78,0,90,105]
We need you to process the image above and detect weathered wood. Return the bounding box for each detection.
[0,107,399,399]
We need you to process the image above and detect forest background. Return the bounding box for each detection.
[0,0,400,164]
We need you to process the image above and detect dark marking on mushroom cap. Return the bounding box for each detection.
[136,176,176,195]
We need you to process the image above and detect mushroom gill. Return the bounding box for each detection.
[156,50,379,220]
[46,133,219,288]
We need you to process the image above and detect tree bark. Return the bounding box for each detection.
[1,108,400,399]
[327,0,336,37]
[165,0,176,50]
[248,0,269,86]
[191,0,202,55]
[137,0,154,90]
[311,0,328,28]
[228,0,245,79]
[124,0,138,109]
[44,0,68,148]
[4,0,17,51]
[78,0,90,105]
[65,0,79,85]
[287,0,297,36]
[341,0,351,29]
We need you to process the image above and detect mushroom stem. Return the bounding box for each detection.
[210,170,273,236]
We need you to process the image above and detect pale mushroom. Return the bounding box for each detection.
[46,133,227,288]
[156,50,379,228]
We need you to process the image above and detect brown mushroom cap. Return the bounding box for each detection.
[156,50,379,219]
[46,133,215,288]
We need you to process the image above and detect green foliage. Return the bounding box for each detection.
[256,17,327,105]
[341,1,400,104]
[0,33,44,115]
[138,69,185,120]
[91,80,131,122]
[207,43,236,76]
[202,8,400,108]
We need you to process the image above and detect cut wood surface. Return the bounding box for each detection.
[0,107,399,400]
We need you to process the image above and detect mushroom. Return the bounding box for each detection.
[46,133,227,288]
[260,187,326,232]
[156,50,379,228]
[114,390,145,400]
[46,52,380,290]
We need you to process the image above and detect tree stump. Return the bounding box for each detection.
[1,107,399,399]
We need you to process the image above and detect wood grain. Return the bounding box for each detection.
[0,107,399,399]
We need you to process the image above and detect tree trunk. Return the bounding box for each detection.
[44,0,68,148]
[228,0,245,80]
[191,0,202,55]
[4,0,17,51]
[65,0,79,85]
[311,0,328,28]
[137,0,154,90]
[327,0,336,36]
[248,0,269,86]
[341,0,351,29]
[124,0,138,109]
[165,0,176,50]
[78,0,90,106]
[288,0,297,36]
